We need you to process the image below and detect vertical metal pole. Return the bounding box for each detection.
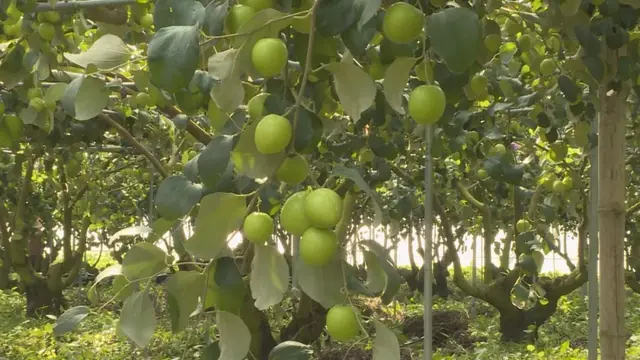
[471,236,477,319]
[588,117,600,360]
[292,235,300,291]
[423,125,433,360]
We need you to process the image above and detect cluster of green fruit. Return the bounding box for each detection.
[242,186,361,341]
[2,3,61,42]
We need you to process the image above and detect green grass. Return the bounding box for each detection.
[1,266,640,359]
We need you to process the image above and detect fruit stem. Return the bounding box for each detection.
[288,0,321,153]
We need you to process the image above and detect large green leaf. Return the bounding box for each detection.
[217,311,251,360]
[120,291,157,348]
[330,164,384,226]
[154,175,204,220]
[184,193,246,260]
[296,257,345,309]
[231,121,286,178]
[383,57,417,115]
[250,244,290,310]
[372,320,400,360]
[363,250,387,294]
[358,240,401,304]
[154,0,205,29]
[315,0,375,36]
[426,8,481,74]
[18,106,53,133]
[326,58,376,122]
[211,76,245,113]
[148,25,200,93]
[0,44,28,89]
[122,242,168,281]
[341,11,379,56]
[87,264,122,304]
[166,271,204,333]
[291,106,323,154]
[198,135,234,190]
[53,306,90,336]
[268,341,314,360]
[61,76,109,120]
[205,257,247,314]
[63,34,131,70]
[203,0,229,36]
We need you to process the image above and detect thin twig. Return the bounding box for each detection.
[288,0,321,153]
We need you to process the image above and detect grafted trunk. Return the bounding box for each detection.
[25,278,65,317]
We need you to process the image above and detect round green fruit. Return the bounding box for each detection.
[489,143,506,156]
[382,2,424,44]
[484,34,502,53]
[548,36,561,52]
[135,92,152,107]
[251,38,288,77]
[326,305,360,342]
[408,85,446,125]
[552,180,566,193]
[532,250,545,270]
[299,227,338,266]
[477,168,488,179]
[225,5,256,34]
[140,13,154,28]
[248,92,269,119]
[27,88,41,100]
[243,212,274,244]
[38,22,56,41]
[280,191,312,236]
[358,149,374,163]
[562,176,573,190]
[539,58,556,76]
[304,188,343,229]
[517,34,532,51]
[241,0,275,10]
[254,114,292,155]
[504,18,522,35]
[516,219,532,233]
[38,11,61,23]
[276,154,309,185]
[29,98,46,111]
[470,74,489,97]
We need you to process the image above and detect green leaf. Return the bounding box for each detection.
[250,244,290,310]
[87,264,122,304]
[0,44,28,89]
[184,193,246,260]
[153,0,205,29]
[363,250,387,294]
[292,107,323,153]
[316,0,364,36]
[44,83,68,104]
[166,271,204,332]
[341,12,379,56]
[53,306,90,336]
[198,135,234,190]
[205,257,247,314]
[201,342,221,359]
[330,164,384,226]
[295,257,345,309]
[383,57,417,115]
[217,311,251,360]
[61,76,109,120]
[268,341,314,360]
[231,121,286,178]
[233,9,293,49]
[211,76,245,113]
[63,34,131,70]
[372,320,400,360]
[358,240,401,304]
[155,175,204,220]
[357,0,381,29]
[207,48,240,80]
[148,25,201,93]
[120,291,157,348]
[109,226,153,244]
[18,107,53,133]
[203,0,229,36]
[147,218,178,244]
[122,242,168,281]
[426,8,481,73]
[326,59,376,122]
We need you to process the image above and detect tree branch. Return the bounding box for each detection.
[34,0,136,13]
[58,156,73,262]
[98,113,169,178]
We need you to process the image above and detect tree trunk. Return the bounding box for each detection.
[281,292,327,344]
[499,308,531,343]
[24,278,64,317]
[0,261,11,289]
[598,83,627,359]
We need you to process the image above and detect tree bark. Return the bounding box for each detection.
[24,277,64,316]
[598,83,627,359]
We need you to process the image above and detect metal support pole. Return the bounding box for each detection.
[588,116,600,360]
[423,125,433,359]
